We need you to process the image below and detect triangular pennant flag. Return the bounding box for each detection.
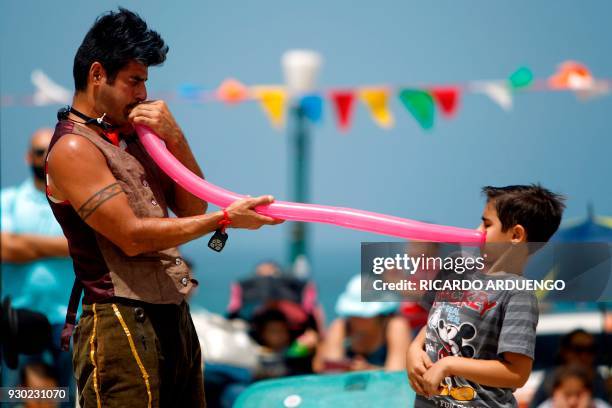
[329,90,356,132]
[359,88,394,128]
[217,78,248,104]
[549,61,593,90]
[398,89,435,130]
[430,87,460,118]
[31,70,71,106]
[252,86,286,128]
[508,66,533,89]
[178,83,206,101]
[473,82,513,111]
[576,80,610,101]
[300,94,323,123]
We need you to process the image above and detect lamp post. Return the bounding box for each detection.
[282,50,322,275]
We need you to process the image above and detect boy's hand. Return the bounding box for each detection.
[422,358,452,397]
[406,345,433,395]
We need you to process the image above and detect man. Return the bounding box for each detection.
[45,8,282,407]
[1,129,74,395]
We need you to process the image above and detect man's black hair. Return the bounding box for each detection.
[482,184,566,243]
[73,7,168,91]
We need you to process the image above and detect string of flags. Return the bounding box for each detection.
[2,61,610,132]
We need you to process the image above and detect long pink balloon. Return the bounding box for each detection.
[136,126,485,245]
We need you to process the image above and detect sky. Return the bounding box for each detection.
[2,0,611,314]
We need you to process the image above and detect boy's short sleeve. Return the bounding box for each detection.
[497,291,539,359]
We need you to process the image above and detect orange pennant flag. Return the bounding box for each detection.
[549,61,593,90]
[216,78,248,104]
[359,88,394,128]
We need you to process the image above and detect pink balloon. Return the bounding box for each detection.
[136,126,485,245]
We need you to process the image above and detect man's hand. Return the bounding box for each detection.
[128,100,183,148]
[128,99,208,217]
[226,196,284,230]
[422,358,451,397]
[406,345,433,395]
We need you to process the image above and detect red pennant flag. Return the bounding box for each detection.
[431,87,460,117]
[329,90,356,132]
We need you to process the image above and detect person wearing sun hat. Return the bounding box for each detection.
[313,275,412,373]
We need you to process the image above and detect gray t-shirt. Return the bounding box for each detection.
[415,270,539,408]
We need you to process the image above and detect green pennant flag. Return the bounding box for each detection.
[508,66,533,89]
[398,89,435,130]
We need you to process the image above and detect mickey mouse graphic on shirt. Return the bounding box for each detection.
[432,318,478,401]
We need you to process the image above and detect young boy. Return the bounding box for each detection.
[407,184,565,407]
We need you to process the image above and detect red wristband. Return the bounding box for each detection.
[218,209,231,233]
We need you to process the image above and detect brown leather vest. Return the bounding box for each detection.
[47,120,197,306]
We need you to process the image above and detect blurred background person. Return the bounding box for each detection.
[204,260,321,407]
[531,329,610,407]
[18,362,60,408]
[396,242,442,335]
[1,128,74,404]
[313,274,411,373]
[537,365,610,408]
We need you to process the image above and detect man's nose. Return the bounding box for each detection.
[476,223,485,233]
[135,85,147,102]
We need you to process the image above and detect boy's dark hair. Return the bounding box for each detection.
[482,184,566,243]
[73,8,168,91]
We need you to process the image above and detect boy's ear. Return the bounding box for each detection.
[511,225,527,244]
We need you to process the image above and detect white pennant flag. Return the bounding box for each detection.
[576,80,611,101]
[472,81,513,111]
[31,70,71,106]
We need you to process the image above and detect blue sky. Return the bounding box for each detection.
[2,1,611,313]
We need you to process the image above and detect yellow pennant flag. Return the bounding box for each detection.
[359,88,394,128]
[252,86,286,129]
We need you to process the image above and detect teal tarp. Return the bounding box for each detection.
[235,370,416,407]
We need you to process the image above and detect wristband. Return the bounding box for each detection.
[218,209,231,233]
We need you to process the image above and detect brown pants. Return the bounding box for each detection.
[73,299,205,408]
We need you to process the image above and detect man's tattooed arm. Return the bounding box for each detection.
[77,182,123,220]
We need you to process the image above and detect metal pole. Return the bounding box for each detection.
[282,50,321,274]
[289,105,309,266]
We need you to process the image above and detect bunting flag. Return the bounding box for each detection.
[300,94,323,123]
[31,70,71,106]
[329,90,356,132]
[178,83,206,101]
[430,87,460,117]
[473,82,513,111]
[576,81,611,101]
[398,89,435,130]
[252,86,286,128]
[508,67,533,89]
[5,62,610,133]
[359,88,394,128]
[216,78,248,104]
[549,61,593,90]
